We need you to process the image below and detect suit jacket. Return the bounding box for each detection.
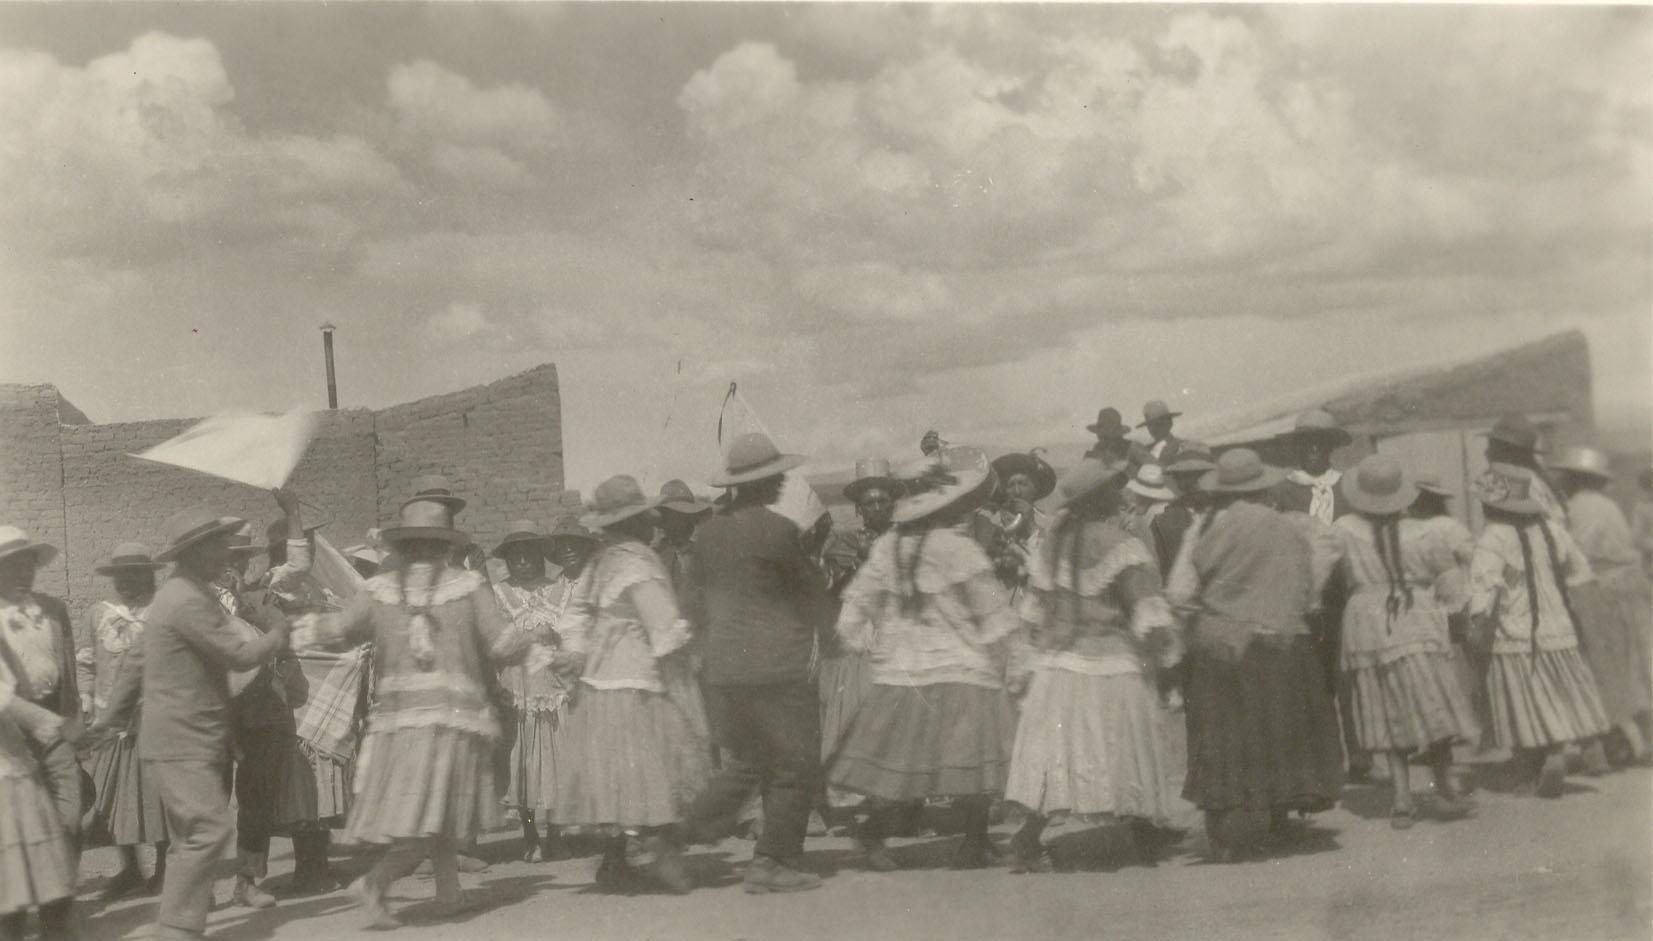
[101,572,285,763]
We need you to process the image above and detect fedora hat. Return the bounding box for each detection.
[1127,463,1177,503]
[95,542,165,575]
[547,515,597,545]
[1044,458,1130,514]
[1166,442,1216,474]
[1340,454,1419,516]
[1199,448,1287,494]
[1550,445,1613,482]
[710,433,806,488]
[1282,409,1352,446]
[379,498,468,546]
[493,519,552,558]
[156,508,247,562]
[0,527,58,568]
[893,447,994,525]
[658,480,715,515]
[1480,413,1543,454]
[843,459,902,504]
[406,474,468,514]
[1086,407,1129,439]
[991,451,1057,501]
[1474,462,1542,516]
[1138,399,1183,428]
[584,475,661,529]
[1413,473,1452,498]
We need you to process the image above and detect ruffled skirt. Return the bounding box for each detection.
[1486,646,1611,748]
[0,773,76,915]
[1182,633,1344,814]
[1342,651,1479,752]
[553,686,710,830]
[828,682,1016,802]
[1571,573,1653,726]
[341,725,498,845]
[1005,666,1176,823]
[87,733,167,846]
[503,705,563,817]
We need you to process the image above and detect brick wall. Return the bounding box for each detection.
[1,365,563,621]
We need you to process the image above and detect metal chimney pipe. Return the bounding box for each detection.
[320,322,339,409]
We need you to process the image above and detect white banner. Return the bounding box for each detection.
[130,409,319,490]
[716,383,826,532]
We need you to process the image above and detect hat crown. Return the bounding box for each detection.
[1136,464,1168,487]
[659,480,697,503]
[1353,455,1406,498]
[107,542,154,562]
[397,498,457,531]
[165,507,225,546]
[1216,449,1266,486]
[0,525,31,548]
[1555,445,1612,478]
[503,519,543,537]
[548,514,595,541]
[592,475,649,514]
[724,433,783,474]
[410,473,456,496]
[1143,400,1174,420]
[1053,458,1127,507]
[854,459,892,481]
[1489,413,1539,449]
[1295,409,1340,433]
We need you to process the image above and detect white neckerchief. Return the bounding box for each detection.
[1288,468,1341,525]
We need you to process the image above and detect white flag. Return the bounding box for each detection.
[716,383,826,532]
[129,410,319,490]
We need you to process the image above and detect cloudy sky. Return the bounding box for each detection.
[1,3,1648,493]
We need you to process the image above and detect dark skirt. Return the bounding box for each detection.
[828,682,1016,802]
[87,733,167,847]
[1182,632,1344,814]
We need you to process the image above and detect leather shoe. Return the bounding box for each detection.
[743,856,821,894]
[232,876,276,910]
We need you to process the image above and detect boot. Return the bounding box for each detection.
[1009,820,1050,874]
[232,874,276,910]
[289,831,340,895]
[593,837,639,893]
[1536,750,1567,798]
[742,855,821,894]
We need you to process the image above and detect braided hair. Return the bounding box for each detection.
[1486,508,1580,654]
[1368,514,1414,627]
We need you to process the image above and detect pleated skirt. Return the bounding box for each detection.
[1342,651,1479,752]
[341,726,498,846]
[1182,634,1344,814]
[1572,574,1653,726]
[503,706,562,817]
[828,682,1016,802]
[818,652,873,762]
[1486,646,1611,748]
[553,687,710,831]
[87,733,167,846]
[1004,667,1176,823]
[0,773,76,916]
[275,741,352,830]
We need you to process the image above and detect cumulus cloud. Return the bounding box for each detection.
[388,59,559,152]
[426,301,490,341]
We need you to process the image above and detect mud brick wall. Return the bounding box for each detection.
[1,364,563,621]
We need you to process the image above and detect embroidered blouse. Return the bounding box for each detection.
[493,574,577,712]
[76,599,150,720]
[1020,518,1176,676]
[558,540,692,694]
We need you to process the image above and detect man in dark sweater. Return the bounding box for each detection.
[685,432,834,893]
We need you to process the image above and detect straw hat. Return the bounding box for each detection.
[658,480,715,515]
[1340,454,1419,516]
[1085,407,1129,439]
[1474,462,1542,515]
[892,447,994,525]
[990,451,1057,501]
[0,527,58,568]
[379,498,468,546]
[584,475,660,529]
[1282,409,1352,447]
[547,515,597,545]
[1199,449,1287,494]
[405,474,468,514]
[1138,399,1182,428]
[1127,463,1177,503]
[1550,445,1614,482]
[94,542,165,575]
[1480,413,1543,454]
[1044,458,1130,514]
[843,459,901,504]
[493,519,551,558]
[156,508,248,562]
[1166,442,1216,474]
[710,433,806,488]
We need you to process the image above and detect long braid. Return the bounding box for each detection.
[897,528,931,617]
[1514,524,1541,655]
[1536,519,1582,638]
[1370,515,1413,628]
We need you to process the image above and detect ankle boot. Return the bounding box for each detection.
[233,874,276,910]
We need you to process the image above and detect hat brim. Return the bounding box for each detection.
[1086,424,1128,438]
[1166,459,1216,474]
[156,517,247,562]
[0,542,58,568]
[379,525,470,546]
[1552,464,1612,482]
[659,499,716,515]
[402,494,469,514]
[891,469,993,524]
[1135,413,1183,428]
[1199,464,1289,494]
[1480,495,1543,515]
[708,453,807,488]
[492,534,552,558]
[583,499,662,530]
[1045,463,1130,514]
[1127,481,1177,502]
[991,456,1057,501]
[842,477,901,505]
[1414,483,1453,498]
[1281,427,1353,447]
[95,561,166,575]
[1340,475,1420,516]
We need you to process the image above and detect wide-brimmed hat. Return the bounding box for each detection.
[94,542,165,575]
[379,498,469,546]
[1413,474,1453,498]
[1166,442,1216,474]
[893,447,994,524]
[710,433,807,488]
[156,508,248,562]
[1045,458,1130,514]
[1474,462,1542,515]
[1138,399,1183,428]
[1550,445,1613,482]
[405,474,468,513]
[1199,449,1288,494]
[990,451,1057,501]
[1480,413,1543,454]
[1281,409,1352,447]
[547,515,597,545]
[658,480,715,515]
[1086,407,1129,439]
[843,459,902,504]
[1340,454,1419,516]
[0,527,58,568]
[493,519,551,558]
[584,475,661,529]
[1127,463,1177,502]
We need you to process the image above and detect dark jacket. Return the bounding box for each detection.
[688,504,833,687]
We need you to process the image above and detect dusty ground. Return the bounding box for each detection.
[71,753,1651,941]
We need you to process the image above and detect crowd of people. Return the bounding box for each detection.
[2,402,1651,938]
